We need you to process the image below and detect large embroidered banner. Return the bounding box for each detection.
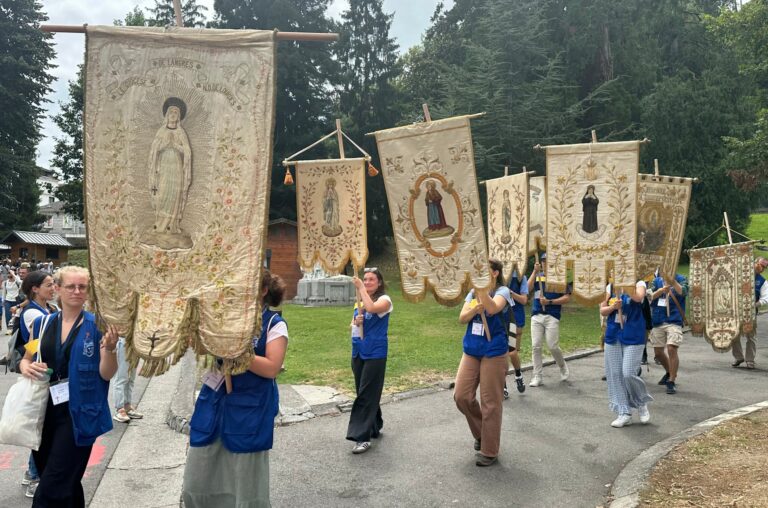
[689,242,756,351]
[374,116,491,305]
[544,140,640,302]
[486,173,528,283]
[295,158,368,274]
[636,175,692,281]
[84,27,276,375]
[528,176,546,254]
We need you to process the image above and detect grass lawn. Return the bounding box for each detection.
[280,287,603,395]
[746,213,768,257]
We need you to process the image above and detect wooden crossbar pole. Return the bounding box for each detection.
[591,130,598,143]
[173,0,183,26]
[335,119,345,159]
[40,25,339,41]
[724,212,733,245]
[422,103,432,122]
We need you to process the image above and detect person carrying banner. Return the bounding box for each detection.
[649,272,688,394]
[503,269,528,398]
[731,257,768,369]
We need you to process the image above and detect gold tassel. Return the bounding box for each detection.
[367,162,379,177]
[284,168,294,185]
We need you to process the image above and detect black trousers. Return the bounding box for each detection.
[32,400,93,508]
[346,356,386,442]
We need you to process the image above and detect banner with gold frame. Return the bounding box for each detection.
[544,140,640,302]
[84,26,276,375]
[295,158,368,274]
[374,115,491,305]
[528,176,546,254]
[486,173,528,282]
[636,174,692,281]
[689,241,756,351]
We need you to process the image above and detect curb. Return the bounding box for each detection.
[608,399,768,507]
[165,346,604,433]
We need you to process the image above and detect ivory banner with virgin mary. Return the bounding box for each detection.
[486,173,528,282]
[689,242,756,351]
[295,158,368,274]
[84,27,276,375]
[374,116,492,305]
[636,174,693,280]
[544,140,640,301]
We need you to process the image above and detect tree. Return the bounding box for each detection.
[335,0,403,255]
[0,0,55,232]
[114,6,148,27]
[147,0,208,27]
[50,67,84,220]
[214,0,339,221]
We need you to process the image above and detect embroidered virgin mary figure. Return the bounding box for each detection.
[486,172,528,282]
[146,97,193,249]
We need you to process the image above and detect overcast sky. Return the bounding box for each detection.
[36,0,452,168]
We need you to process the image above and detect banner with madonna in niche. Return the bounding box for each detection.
[84,26,276,375]
[528,176,547,254]
[544,140,640,302]
[636,174,693,281]
[486,173,528,283]
[689,242,756,352]
[295,158,368,274]
[374,116,492,305]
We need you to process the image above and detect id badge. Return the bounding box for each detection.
[50,381,70,405]
[471,322,484,336]
[509,322,517,335]
[657,297,668,308]
[614,313,622,324]
[351,325,361,338]
[202,371,225,391]
[534,290,542,299]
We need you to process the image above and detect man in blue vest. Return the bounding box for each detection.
[732,257,768,369]
[649,272,688,394]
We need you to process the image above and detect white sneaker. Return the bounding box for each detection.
[529,375,542,387]
[638,404,650,424]
[560,364,570,382]
[352,441,371,454]
[611,414,632,428]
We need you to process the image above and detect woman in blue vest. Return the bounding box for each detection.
[346,267,392,454]
[184,270,288,507]
[504,269,529,398]
[599,280,653,428]
[20,266,119,507]
[17,270,57,496]
[455,259,514,467]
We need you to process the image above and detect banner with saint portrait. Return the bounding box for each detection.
[689,242,756,351]
[528,176,547,254]
[374,116,492,305]
[544,140,640,302]
[486,173,528,282]
[295,158,368,274]
[636,175,693,281]
[84,27,276,375]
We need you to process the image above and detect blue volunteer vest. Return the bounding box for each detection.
[530,274,567,320]
[604,295,622,345]
[650,275,686,326]
[351,299,390,360]
[34,312,112,447]
[462,290,509,358]
[619,295,646,345]
[755,274,765,303]
[507,275,526,328]
[189,308,282,453]
[20,300,51,343]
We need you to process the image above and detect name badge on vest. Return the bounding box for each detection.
[509,322,517,335]
[351,325,361,338]
[657,297,667,308]
[202,371,224,391]
[471,322,484,336]
[83,333,94,358]
[50,381,70,405]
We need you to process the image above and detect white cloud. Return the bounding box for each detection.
[36,0,451,167]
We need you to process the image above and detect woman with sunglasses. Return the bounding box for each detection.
[346,267,392,454]
[455,259,514,467]
[20,266,119,507]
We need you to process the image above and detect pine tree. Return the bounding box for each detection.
[0,0,55,232]
[50,67,84,221]
[335,0,403,255]
[147,0,208,27]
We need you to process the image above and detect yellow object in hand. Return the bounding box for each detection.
[24,338,40,355]
[469,299,479,308]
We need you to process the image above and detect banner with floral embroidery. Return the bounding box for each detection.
[84,26,276,375]
[528,176,547,254]
[486,173,528,283]
[544,140,640,302]
[689,242,756,352]
[374,116,492,305]
[295,158,368,274]
[636,175,693,281]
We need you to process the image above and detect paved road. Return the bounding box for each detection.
[270,317,768,508]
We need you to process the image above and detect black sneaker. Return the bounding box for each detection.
[666,381,677,394]
[658,372,670,385]
[515,375,525,393]
[476,454,497,467]
[503,384,509,400]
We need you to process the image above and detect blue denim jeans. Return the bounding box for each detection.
[28,452,38,480]
[113,338,136,410]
